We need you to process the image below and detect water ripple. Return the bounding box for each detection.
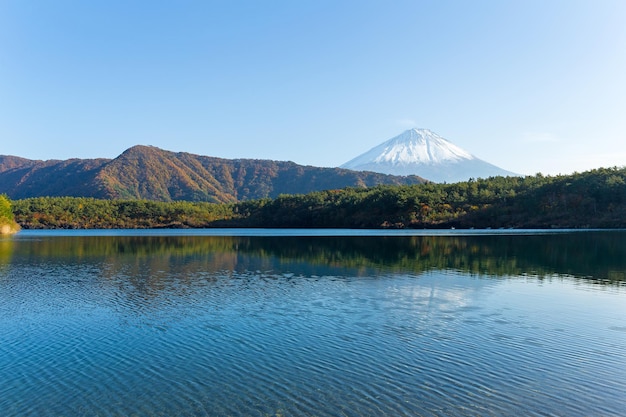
[1,258,625,416]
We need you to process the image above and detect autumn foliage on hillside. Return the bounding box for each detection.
[0,146,425,202]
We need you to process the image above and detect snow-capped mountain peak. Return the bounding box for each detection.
[341,129,517,183]
[371,128,474,165]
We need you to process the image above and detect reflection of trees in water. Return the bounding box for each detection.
[241,233,626,284]
[7,232,626,293]
[0,238,14,274]
[1,232,623,315]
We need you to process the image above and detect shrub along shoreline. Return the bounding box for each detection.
[0,194,20,234]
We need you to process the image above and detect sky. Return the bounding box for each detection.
[1,0,625,176]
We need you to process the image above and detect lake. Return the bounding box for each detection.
[1,229,625,416]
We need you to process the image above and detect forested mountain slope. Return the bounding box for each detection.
[0,145,426,202]
[12,166,626,230]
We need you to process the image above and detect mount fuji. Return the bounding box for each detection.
[341,128,518,183]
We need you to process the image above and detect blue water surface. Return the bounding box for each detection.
[1,230,625,416]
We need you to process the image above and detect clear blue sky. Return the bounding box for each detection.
[1,0,625,176]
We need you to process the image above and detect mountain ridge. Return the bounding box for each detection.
[0,145,427,202]
[342,129,517,182]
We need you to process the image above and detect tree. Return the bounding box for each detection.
[0,194,20,234]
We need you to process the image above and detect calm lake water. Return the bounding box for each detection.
[1,229,625,416]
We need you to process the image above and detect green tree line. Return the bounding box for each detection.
[12,197,238,229]
[229,167,626,228]
[11,167,626,229]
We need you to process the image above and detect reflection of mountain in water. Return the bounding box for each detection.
[2,234,624,417]
[4,232,626,284]
[1,232,624,316]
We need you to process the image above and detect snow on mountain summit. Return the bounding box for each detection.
[363,129,474,166]
[341,129,517,183]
